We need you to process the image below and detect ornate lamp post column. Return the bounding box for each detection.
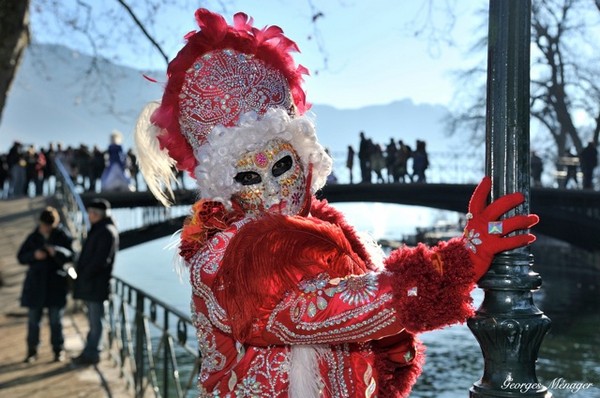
[467,1,552,397]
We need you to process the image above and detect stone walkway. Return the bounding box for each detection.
[0,197,132,398]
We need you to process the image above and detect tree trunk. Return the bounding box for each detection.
[0,0,30,124]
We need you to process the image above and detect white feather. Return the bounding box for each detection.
[289,345,327,398]
[133,101,178,206]
[357,231,386,271]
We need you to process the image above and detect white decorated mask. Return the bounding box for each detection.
[233,139,307,216]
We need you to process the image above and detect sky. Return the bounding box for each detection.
[29,0,488,110]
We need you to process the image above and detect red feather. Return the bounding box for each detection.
[310,198,376,270]
[215,214,367,342]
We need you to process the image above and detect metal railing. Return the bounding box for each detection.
[53,158,90,247]
[110,205,190,235]
[106,277,199,398]
[53,158,199,397]
[329,150,486,184]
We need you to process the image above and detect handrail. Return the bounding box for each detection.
[107,276,199,398]
[51,157,199,397]
[52,158,90,246]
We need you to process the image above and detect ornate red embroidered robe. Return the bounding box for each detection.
[187,200,475,398]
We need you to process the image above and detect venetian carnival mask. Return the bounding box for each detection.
[233,139,306,216]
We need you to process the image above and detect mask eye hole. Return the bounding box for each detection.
[234,171,262,186]
[272,155,293,177]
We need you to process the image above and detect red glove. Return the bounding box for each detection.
[464,177,539,280]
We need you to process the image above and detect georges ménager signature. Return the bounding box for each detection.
[502,375,594,394]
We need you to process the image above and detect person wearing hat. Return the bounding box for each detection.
[134,9,539,397]
[17,206,74,363]
[72,198,119,366]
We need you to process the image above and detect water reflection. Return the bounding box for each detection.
[533,261,600,398]
[410,246,600,398]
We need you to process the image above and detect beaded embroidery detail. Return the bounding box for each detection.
[179,49,293,151]
[191,310,227,381]
[266,273,397,344]
[337,273,379,305]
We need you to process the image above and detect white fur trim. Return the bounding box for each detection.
[194,108,332,207]
[289,345,327,398]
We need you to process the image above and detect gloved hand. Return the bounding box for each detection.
[464,176,539,280]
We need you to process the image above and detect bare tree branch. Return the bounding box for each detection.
[115,0,169,65]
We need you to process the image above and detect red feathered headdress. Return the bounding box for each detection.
[151,8,310,174]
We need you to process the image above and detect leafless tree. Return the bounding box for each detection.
[447,0,600,173]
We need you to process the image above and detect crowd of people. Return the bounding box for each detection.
[346,131,598,189]
[2,132,598,197]
[344,131,430,184]
[0,132,141,199]
[530,142,598,189]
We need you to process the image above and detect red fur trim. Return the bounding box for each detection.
[373,337,425,398]
[382,238,476,333]
[152,8,309,173]
[310,198,374,271]
[215,214,367,342]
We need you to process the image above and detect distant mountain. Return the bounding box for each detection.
[1,43,460,158]
[1,43,163,151]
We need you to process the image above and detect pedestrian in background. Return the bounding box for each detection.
[17,206,74,363]
[370,142,386,183]
[385,138,397,183]
[531,151,543,187]
[562,148,579,189]
[412,139,429,183]
[580,141,598,189]
[346,145,355,184]
[101,131,133,192]
[72,199,118,366]
[358,131,372,183]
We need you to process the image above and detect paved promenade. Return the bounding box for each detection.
[0,197,132,398]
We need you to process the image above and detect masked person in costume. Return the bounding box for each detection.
[134,9,539,398]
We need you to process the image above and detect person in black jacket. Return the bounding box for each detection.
[72,198,118,366]
[18,206,74,363]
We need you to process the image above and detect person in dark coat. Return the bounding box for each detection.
[580,141,598,189]
[346,145,355,184]
[412,139,429,183]
[18,206,74,363]
[72,198,119,365]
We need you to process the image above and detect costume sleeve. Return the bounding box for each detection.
[216,215,476,345]
[256,270,405,345]
[251,238,475,345]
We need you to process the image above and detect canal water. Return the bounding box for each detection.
[114,210,599,398]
